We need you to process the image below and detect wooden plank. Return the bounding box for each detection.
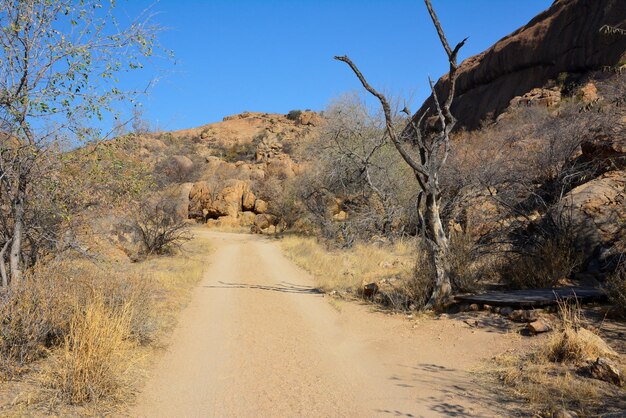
[455,287,606,308]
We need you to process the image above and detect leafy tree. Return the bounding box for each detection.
[0,0,163,284]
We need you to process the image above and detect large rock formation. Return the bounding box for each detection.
[413,0,626,130]
[189,179,251,219]
[562,170,626,253]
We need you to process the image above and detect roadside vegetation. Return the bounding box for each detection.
[273,5,625,416]
[0,234,210,415]
[490,300,625,416]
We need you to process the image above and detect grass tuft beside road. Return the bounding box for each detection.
[280,235,414,293]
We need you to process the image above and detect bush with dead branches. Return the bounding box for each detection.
[299,93,415,245]
[133,195,192,255]
[605,258,626,317]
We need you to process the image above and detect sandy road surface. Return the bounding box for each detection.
[130,231,510,417]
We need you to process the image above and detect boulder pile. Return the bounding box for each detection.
[188,179,277,232]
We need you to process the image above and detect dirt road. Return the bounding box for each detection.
[131,231,511,417]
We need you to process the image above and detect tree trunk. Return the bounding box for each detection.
[423,192,451,309]
[0,239,10,287]
[9,195,24,282]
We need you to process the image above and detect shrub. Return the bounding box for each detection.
[405,240,435,310]
[505,213,583,289]
[605,259,626,317]
[221,142,256,162]
[133,195,192,255]
[0,278,69,377]
[257,176,304,231]
[0,259,156,379]
[506,237,582,289]
[42,299,136,405]
[286,109,302,121]
[153,155,198,186]
[448,229,483,293]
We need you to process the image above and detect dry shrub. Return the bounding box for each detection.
[491,298,622,415]
[405,240,435,310]
[0,279,70,377]
[506,232,582,289]
[42,299,136,405]
[447,230,486,293]
[605,259,626,317]
[133,194,192,256]
[546,298,617,363]
[0,227,211,414]
[0,258,156,379]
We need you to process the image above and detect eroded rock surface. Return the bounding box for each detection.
[413,0,626,129]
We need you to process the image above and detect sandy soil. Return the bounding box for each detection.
[129,231,517,417]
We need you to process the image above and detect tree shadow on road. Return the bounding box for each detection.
[376,363,528,417]
[204,281,323,295]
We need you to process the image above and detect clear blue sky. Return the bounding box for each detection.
[115,0,553,132]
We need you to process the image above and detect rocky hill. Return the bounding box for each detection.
[415,0,626,130]
[135,110,322,233]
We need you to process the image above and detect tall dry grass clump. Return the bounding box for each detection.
[42,299,136,405]
[546,298,617,363]
[0,258,156,388]
[492,298,621,415]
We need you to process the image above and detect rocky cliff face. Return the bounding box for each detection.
[415,0,626,130]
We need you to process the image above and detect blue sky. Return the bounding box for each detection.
[115,0,553,131]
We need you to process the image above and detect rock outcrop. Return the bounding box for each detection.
[561,170,626,253]
[413,0,626,130]
[297,111,324,126]
[189,179,252,220]
[509,87,561,109]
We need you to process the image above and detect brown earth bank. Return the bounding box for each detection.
[126,231,527,418]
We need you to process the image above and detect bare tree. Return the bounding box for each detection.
[134,194,192,255]
[301,93,414,243]
[335,0,466,308]
[0,0,162,284]
[132,104,152,135]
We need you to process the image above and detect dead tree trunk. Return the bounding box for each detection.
[0,239,11,287]
[335,0,466,309]
[423,193,451,306]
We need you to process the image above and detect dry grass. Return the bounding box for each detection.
[280,235,414,293]
[490,299,624,416]
[280,234,484,310]
[0,228,212,414]
[41,299,136,405]
[546,299,617,363]
[205,223,251,234]
[492,350,603,415]
[141,232,211,334]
